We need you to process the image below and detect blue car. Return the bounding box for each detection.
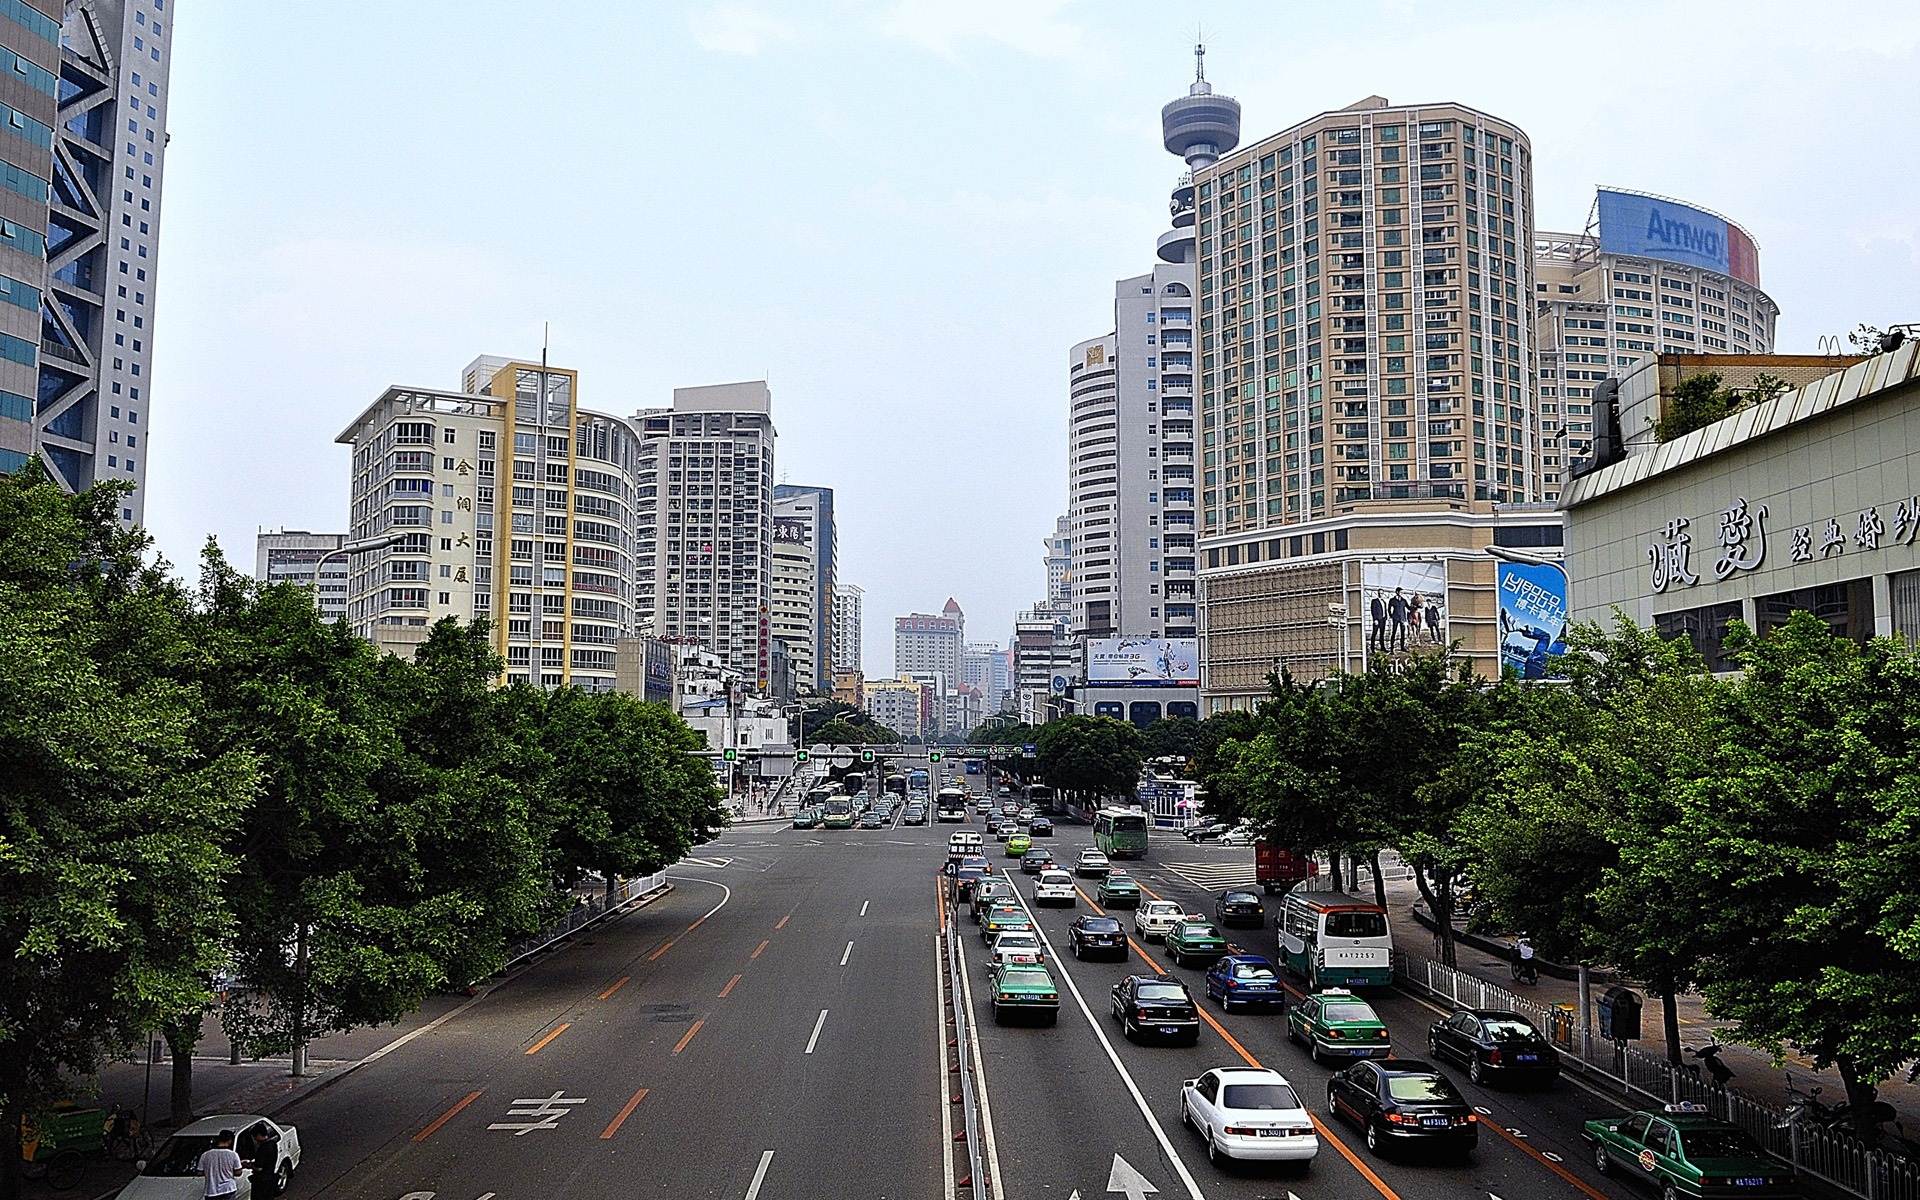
[1203,954,1286,1012]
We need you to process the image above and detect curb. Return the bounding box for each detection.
[1405,903,1582,981]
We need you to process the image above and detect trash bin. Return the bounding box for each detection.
[1598,986,1642,1041]
[1547,1002,1576,1048]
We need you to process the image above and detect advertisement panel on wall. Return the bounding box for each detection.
[1362,562,1448,664]
[1596,189,1760,286]
[1087,637,1199,686]
[1495,562,1571,680]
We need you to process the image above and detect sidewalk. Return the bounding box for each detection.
[1379,874,1920,1131]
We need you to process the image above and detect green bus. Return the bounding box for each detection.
[822,797,856,829]
[1092,808,1150,859]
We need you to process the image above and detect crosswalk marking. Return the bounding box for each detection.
[1157,861,1259,891]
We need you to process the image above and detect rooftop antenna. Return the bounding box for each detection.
[1193,27,1209,93]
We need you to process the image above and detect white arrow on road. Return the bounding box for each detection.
[1106,1154,1160,1199]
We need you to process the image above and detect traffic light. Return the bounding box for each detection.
[928,751,943,762]
[861,749,875,763]
[795,749,810,763]
[723,748,737,762]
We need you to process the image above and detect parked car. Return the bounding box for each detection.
[1109,975,1201,1044]
[1183,821,1235,843]
[791,808,819,829]
[968,879,1010,923]
[1213,889,1265,929]
[1004,833,1032,858]
[1028,817,1054,837]
[1181,1067,1318,1168]
[1287,989,1392,1064]
[1067,914,1128,961]
[989,966,1060,1025]
[1019,848,1056,875]
[126,1114,303,1199]
[1032,869,1077,906]
[1166,920,1231,968]
[984,931,1046,972]
[980,907,1034,944]
[1218,826,1257,847]
[1325,1060,1477,1159]
[1203,954,1286,1011]
[1425,1009,1561,1085]
[902,804,927,825]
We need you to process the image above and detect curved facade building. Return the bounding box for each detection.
[1535,190,1781,496]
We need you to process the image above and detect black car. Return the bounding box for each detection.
[1326,1060,1477,1159]
[953,866,987,899]
[858,810,885,828]
[903,804,928,825]
[1029,817,1054,837]
[1183,821,1234,843]
[1067,915,1128,961]
[1020,849,1056,874]
[1108,975,1201,1044]
[1213,889,1265,929]
[1425,1009,1560,1085]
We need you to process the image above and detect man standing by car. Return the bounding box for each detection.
[246,1125,281,1195]
[195,1130,244,1200]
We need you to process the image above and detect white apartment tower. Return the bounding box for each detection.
[255,529,348,622]
[631,382,776,685]
[895,600,963,683]
[770,490,817,693]
[833,582,864,675]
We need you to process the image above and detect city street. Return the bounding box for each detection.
[252,781,1659,1200]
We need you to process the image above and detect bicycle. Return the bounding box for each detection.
[1509,940,1539,985]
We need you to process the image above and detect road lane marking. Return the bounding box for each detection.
[1003,886,1205,1199]
[672,1019,705,1054]
[525,1023,570,1055]
[861,899,871,916]
[647,940,674,961]
[804,1008,829,1053]
[413,1090,482,1141]
[1481,1119,1612,1200]
[599,1087,649,1139]
[743,1150,775,1200]
[1127,936,1166,970]
[1075,887,1107,914]
[840,940,854,966]
[719,973,742,998]
[934,938,956,1200]
[751,939,770,959]
[775,914,790,929]
[665,875,734,928]
[598,976,630,1000]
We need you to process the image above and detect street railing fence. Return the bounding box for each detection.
[1395,949,1920,1200]
[502,870,671,971]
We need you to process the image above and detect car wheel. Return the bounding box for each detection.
[992,1004,1007,1026]
[1325,1088,1339,1118]
[1591,1142,1612,1175]
[1469,1057,1488,1086]
[1364,1121,1383,1155]
[1124,1016,1138,1042]
[1043,1011,1057,1026]
[1181,1101,1194,1131]
[1662,1186,1680,1200]
[1286,1022,1301,1046]
[1208,1130,1229,1166]
[1428,1033,1442,1059]
[274,1161,293,1196]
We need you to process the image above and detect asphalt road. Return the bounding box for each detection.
[264,770,1650,1200]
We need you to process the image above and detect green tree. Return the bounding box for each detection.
[540,690,726,901]
[811,719,895,745]
[1036,716,1144,806]
[0,468,255,1200]
[1654,371,1790,442]
[1141,716,1203,764]
[1663,613,1920,1135]
[969,719,1037,747]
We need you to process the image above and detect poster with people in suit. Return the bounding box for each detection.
[1361,561,1448,666]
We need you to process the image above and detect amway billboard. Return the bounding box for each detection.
[1087,638,1199,687]
[1596,189,1760,286]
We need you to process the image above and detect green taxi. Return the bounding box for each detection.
[1098,872,1142,908]
[1584,1104,1800,1198]
[791,807,820,829]
[989,965,1060,1025]
[1165,919,1230,968]
[1286,988,1392,1064]
[1005,833,1033,858]
[980,905,1034,944]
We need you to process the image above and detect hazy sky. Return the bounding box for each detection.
[143,1,1920,677]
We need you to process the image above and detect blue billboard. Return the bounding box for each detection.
[1496,562,1570,680]
[1595,189,1760,285]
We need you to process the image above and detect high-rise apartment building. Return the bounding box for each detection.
[961,642,1012,714]
[630,382,776,684]
[862,677,924,740]
[1044,515,1071,608]
[772,483,837,691]
[833,582,864,676]
[1533,190,1779,490]
[895,600,963,683]
[255,529,348,622]
[0,0,174,522]
[769,491,817,693]
[338,356,642,690]
[1012,601,1074,725]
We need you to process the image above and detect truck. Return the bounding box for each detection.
[1255,841,1319,895]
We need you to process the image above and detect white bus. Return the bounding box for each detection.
[936,788,969,822]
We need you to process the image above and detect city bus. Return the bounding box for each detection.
[822,797,856,829]
[1092,807,1150,859]
[936,788,969,823]
[1276,890,1394,991]
[1025,785,1056,815]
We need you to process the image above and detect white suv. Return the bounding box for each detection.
[1033,870,1078,907]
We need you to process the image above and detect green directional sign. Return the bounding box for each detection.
[795,749,810,763]
[861,749,875,763]
[723,748,737,761]
[928,751,943,762]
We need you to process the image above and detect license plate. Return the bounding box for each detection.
[1257,1128,1285,1137]
[1516,1053,1538,1062]
[1421,1117,1449,1127]
[1735,1180,1765,1188]
[1159,1026,1181,1035]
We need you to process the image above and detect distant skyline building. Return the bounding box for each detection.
[0,1,175,524]
[895,600,964,685]
[255,529,348,622]
[961,642,1012,714]
[1044,514,1071,608]
[833,582,864,676]
[631,381,777,684]
[862,677,924,740]
[772,483,837,692]
[769,492,816,694]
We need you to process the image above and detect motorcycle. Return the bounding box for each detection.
[1684,1040,1733,1088]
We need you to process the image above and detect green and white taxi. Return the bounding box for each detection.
[989,966,1060,1025]
[1285,988,1392,1064]
[1583,1103,1801,1198]
[1165,919,1231,968]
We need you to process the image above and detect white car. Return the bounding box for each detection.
[1219,826,1257,848]
[1032,869,1078,906]
[1181,1067,1319,1167]
[985,930,1047,971]
[1076,849,1111,878]
[121,1114,303,1199]
[1135,900,1189,941]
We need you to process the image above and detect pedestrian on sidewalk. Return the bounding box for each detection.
[196,1130,244,1199]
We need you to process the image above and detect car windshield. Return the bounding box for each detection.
[1082,918,1122,932]
[1222,1083,1301,1111]
[1322,1002,1378,1023]
[1386,1074,1460,1102]
[995,935,1039,950]
[1232,964,1277,980]
[1147,902,1182,915]
[1324,911,1389,939]
[1679,1128,1762,1159]
[145,1136,217,1176]
[1223,892,1259,904]
[1482,1017,1540,1040]
[1001,970,1050,988]
[1137,983,1190,1002]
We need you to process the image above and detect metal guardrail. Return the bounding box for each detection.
[1395,950,1920,1200]
[943,891,991,1197]
[501,870,670,971]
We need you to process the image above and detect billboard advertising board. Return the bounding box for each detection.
[1362,562,1448,665]
[1496,562,1571,680]
[1596,189,1760,286]
[1087,637,1199,686]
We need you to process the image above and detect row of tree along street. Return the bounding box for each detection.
[0,465,724,1198]
[1190,615,1920,1144]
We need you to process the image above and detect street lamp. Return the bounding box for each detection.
[310,532,411,623]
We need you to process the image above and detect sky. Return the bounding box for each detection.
[143,0,1920,678]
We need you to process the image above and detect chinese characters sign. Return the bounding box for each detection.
[1649,495,1920,592]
